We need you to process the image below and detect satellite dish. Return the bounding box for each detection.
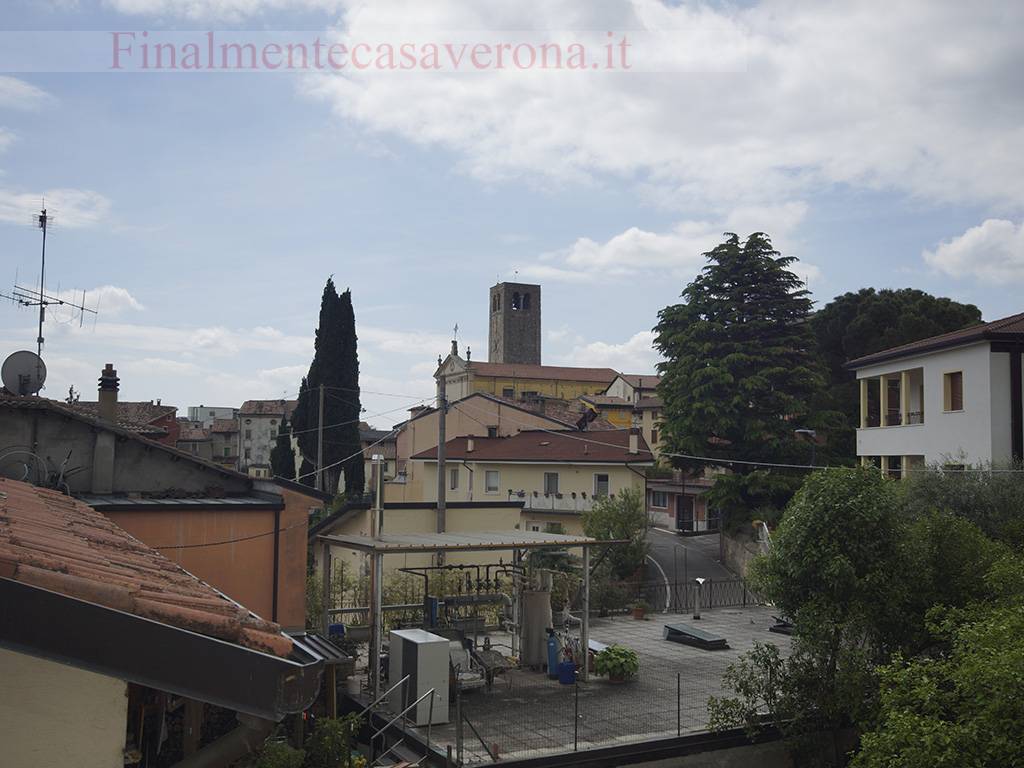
[2,350,47,396]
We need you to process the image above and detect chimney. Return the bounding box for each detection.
[98,363,119,423]
[466,435,475,453]
[628,427,639,455]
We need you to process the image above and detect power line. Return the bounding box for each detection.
[294,426,400,482]
[151,518,308,550]
[448,396,1024,474]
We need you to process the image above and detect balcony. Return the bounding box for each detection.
[508,490,601,513]
[860,369,925,429]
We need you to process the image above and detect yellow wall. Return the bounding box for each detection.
[471,376,610,401]
[417,460,647,505]
[0,647,127,768]
[388,395,571,503]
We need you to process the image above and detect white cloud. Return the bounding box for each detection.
[924,219,1024,283]
[0,76,53,111]
[524,202,817,285]
[103,0,345,21]
[298,0,1024,211]
[0,129,15,154]
[556,330,661,373]
[54,285,144,317]
[0,188,111,227]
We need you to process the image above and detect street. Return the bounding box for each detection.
[644,527,735,611]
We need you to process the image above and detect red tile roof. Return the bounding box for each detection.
[412,429,654,463]
[239,399,297,416]
[846,311,1024,368]
[211,418,239,434]
[0,478,292,657]
[70,400,177,426]
[467,362,619,383]
[616,373,661,389]
[177,426,210,442]
[635,396,663,410]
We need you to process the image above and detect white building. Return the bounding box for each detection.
[848,312,1024,474]
[238,399,295,477]
[187,404,238,428]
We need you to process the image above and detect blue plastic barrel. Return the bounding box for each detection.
[547,632,560,679]
[328,623,345,641]
[557,661,576,685]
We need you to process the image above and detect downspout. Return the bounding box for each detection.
[172,714,275,768]
[271,508,281,623]
[461,461,474,502]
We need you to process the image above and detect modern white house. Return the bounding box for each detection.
[847,312,1024,474]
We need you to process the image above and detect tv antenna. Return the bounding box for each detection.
[1,205,98,372]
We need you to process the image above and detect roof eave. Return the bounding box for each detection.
[0,578,322,720]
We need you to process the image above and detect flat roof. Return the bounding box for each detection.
[317,530,619,553]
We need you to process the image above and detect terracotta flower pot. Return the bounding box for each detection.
[632,607,646,620]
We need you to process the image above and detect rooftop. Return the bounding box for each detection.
[69,399,177,427]
[635,395,664,410]
[616,373,661,389]
[382,606,792,763]
[177,425,210,442]
[846,311,1024,368]
[318,529,610,554]
[0,477,291,657]
[210,418,239,433]
[239,399,297,416]
[412,429,654,464]
[467,362,620,383]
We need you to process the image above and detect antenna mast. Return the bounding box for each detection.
[1,205,98,362]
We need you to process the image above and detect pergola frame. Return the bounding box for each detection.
[318,530,626,696]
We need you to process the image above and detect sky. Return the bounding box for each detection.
[0,0,1022,428]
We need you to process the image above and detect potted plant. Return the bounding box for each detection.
[594,645,639,683]
[631,600,649,620]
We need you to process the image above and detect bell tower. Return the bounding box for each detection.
[488,282,541,365]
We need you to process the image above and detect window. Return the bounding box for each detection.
[485,470,500,493]
[512,291,521,310]
[449,467,459,491]
[651,491,668,508]
[244,448,251,459]
[594,473,609,497]
[502,387,514,399]
[223,447,231,457]
[245,429,252,439]
[487,426,498,438]
[544,472,559,495]
[523,292,531,310]
[269,429,276,439]
[270,419,277,426]
[651,429,659,444]
[944,371,964,411]
[529,524,540,532]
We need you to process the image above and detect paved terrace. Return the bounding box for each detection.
[405,605,792,763]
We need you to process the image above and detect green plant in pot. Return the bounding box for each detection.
[631,600,649,620]
[594,644,639,683]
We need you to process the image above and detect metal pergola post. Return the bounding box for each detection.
[580,544,590,682]
[321,540,332,635]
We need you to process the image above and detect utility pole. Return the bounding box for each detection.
[436,357,447,534]
[316,383,325,492]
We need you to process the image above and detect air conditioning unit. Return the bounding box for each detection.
[388,629,450,726]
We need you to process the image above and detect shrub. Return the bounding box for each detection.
[254,740,304,768]
[594,645,640,680]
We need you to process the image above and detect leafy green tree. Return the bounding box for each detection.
[653,233,828,529]
[810,288,981,460]
[852,603,1024,768]
[305,714,363,768]
[899,466,1024,548]
[270,414,296,480]
[254,740,304,768]
[581,487,649,580]
[292,280,364,495]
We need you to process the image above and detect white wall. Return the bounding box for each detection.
[856,342,996,465]
[0,647,128,768]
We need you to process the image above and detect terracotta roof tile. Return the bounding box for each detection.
[0,478,292,658]
[846,311,1024,368]
[412,429,654,463]
[616,373,661,388]
[69,400,177,427]
[211,418,239,433]
[635,396,663,409]
[239,399,297,416]
[177,426,211,442]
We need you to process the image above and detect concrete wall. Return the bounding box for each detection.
[0,647,128,768]
[721,531,761,578]
[855,341,997,465]
[0,407,250,495]
[240,413,282,472]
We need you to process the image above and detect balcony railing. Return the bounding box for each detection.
[508,490,601,513]
[864,409,925,428]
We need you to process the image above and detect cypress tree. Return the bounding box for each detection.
[269,414,296,480]
[653,232,827,527]
[292,280,365,495]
